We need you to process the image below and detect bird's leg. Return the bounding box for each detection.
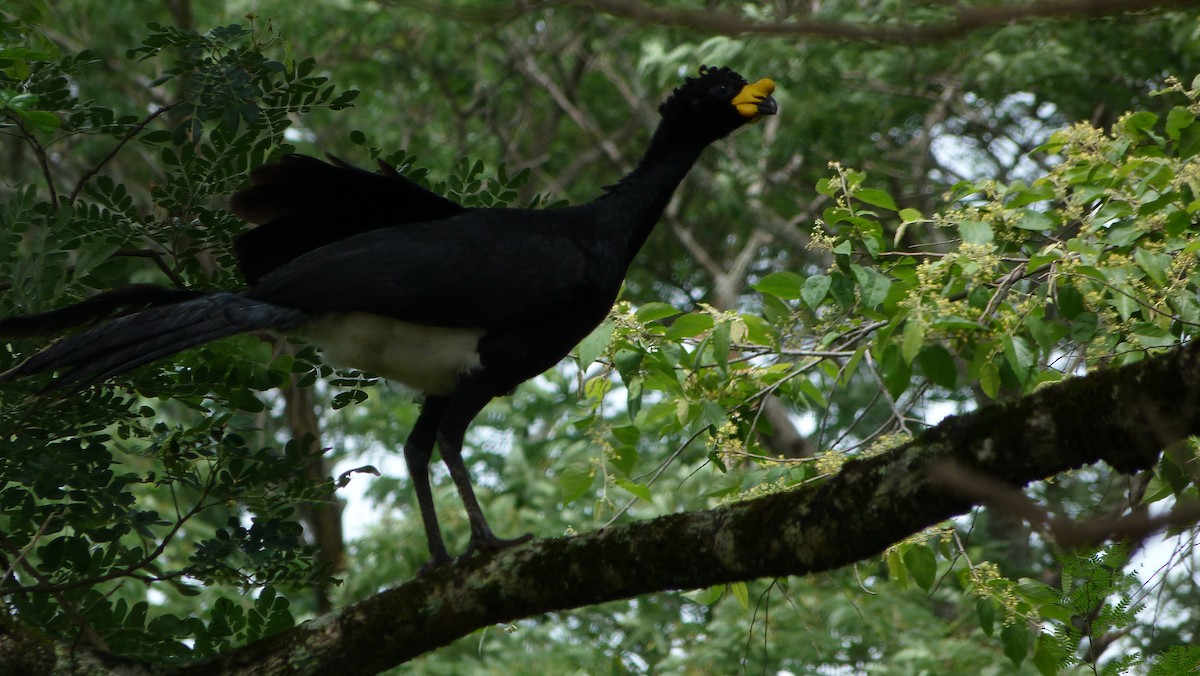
[405,397,452,569]
[437,393,533,560]
[441,441,533,557]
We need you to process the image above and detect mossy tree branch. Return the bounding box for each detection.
[7,340,1200,674]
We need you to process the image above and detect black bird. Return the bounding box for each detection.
[0,66,777,566]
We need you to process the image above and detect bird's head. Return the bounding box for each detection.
[658,65,777,143]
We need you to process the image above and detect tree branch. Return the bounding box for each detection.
[562,0,1200,44]
[185,339,1200,672]
[11,338,1200,672]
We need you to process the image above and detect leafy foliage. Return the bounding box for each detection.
[0,14,355,661]
[1,1,1199,673]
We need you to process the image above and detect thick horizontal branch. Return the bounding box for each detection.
[391,0,1197,44]
[11,340,1200,673]
[155,339,1200,674]
[564,0,1198,44]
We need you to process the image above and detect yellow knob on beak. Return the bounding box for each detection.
[733,78,778,120]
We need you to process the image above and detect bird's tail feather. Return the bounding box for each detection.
[0,292,307,391]
[0,284,206,338]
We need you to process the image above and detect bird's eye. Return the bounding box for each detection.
[712,83,733,98]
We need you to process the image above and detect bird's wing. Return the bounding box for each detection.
[230,155,467,284]
[247,208,617,329]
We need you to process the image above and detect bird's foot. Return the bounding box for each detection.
[457,530,533,562]
[418,556,450,575]
[417,545,454,575]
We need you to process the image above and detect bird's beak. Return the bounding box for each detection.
[733,78,778,121]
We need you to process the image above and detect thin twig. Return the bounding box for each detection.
[606,425,708,526]
[68,101,182,204]
[0,509,61,584]
[115,248,188,288]
[17,120,59,207]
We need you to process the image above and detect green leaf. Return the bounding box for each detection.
[1069,312,1099,342]
[851,264,892,308]
[898,208,922,223]
[1025,311,1055,350]
[72,243,120,279]
[22,110,61,132]
[614,478,652,503]
[1033,632,1069,676]
[976,598,995,637]
[1014,209,1056,231]
[1111,284,1139,320]
[611,424,640,445]
[141,129,173,144]
[930,316,984,331]
[635,302,678,323]
[1151,645,1200,675]
[710,320,731,368]
[901,320,924,364]
[880,345,912,399]
[610,444,639,476]
[614,349,644,381]
[902,544,937,591]
[753,271,804,300]
[1002,335,1035,384]
[801,274,831,309]
[559,463,595,504]
[1122,110,1158,136]
[665,312,714,340]
[1132,322,1177,350]
[1037,603,1074,624]
[1158,453,1192,496]
[1134,248,1170,287]
[626,379,643,420]
[1001,622,1030,668]
[959,220,993,245]
[729,581,750,610]
[584,374,611,400]
[1055,283,1085,319]
[829,271,855,308]
[893,219,911,247]
[855,188,897,210]
[1166,106,1196,141]
[5,92,37,109]
[685,586,725,606]
[918,344,957,389]
[148,613,192,637]
[1027,248,1062,271]
[886,549,909,590]
[739,314,775,345]
[575,319,614,367]
[979,360,1001,398]
[1005,180,1057,207]
[841,346,866,386]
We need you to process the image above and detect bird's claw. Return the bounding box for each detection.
[418,549,453,575]
[456,530,533,563]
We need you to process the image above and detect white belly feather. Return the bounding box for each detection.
[300,312,484,395]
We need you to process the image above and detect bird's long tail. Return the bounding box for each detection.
[0,290,308,392]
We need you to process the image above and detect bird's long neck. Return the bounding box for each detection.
[596,123,708,262]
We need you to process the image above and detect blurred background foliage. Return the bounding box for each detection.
[2,0,1200,672]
